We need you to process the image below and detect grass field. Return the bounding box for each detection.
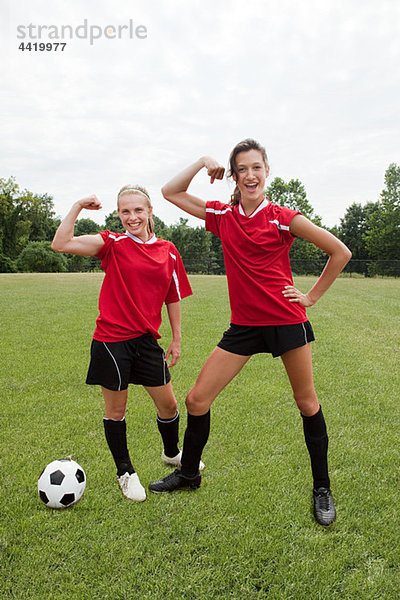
[0,273,399,599]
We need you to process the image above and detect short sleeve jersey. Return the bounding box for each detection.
[205,199,307,326]
[92,231,192,342]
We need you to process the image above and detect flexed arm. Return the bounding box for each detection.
[51,196,105,256]
[161,157,225,220]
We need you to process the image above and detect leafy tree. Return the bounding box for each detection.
[66,254,101,273]
[18,191,58,242]
[168,218,212,273]
[338,202,379,262]
[74,218,101,235]
[0,177,59,265]
[185,227,213,273]
[153,215,170,239]
[326,225,340,238]
[0,178,25,260]
[104,210,124,233]
[17,241,67,272]
[364,164,400,273]
[168,218,193,261]
[209,234,225,274]
[0,253,16,273]
[289,239,326,275]
[266,177,322,224]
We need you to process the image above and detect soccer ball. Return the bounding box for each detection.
[37,459,86,509]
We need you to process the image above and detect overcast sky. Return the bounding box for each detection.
[2,0,400,228]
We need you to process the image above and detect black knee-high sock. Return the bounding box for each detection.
[180,411,210,478]
[302,406,330,489]
[157,410,180,458]
[103,417,135,477]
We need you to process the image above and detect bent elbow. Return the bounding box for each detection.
[51,240,65,253]
[161,185,172,202]
[338,247,352,270]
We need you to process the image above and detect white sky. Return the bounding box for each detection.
[2,0,399,228]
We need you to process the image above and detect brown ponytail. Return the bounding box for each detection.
[231,185,241,206]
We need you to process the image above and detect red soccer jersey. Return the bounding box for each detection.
[92,231,192,342]
[205,199,307,326]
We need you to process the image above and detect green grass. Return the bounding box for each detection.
[0,274,399,599]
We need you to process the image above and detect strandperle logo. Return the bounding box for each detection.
[16,19,148,46]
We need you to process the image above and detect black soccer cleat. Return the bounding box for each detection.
[148,469,201,494]
[313,487,336,526]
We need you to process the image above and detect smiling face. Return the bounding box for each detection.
[117,192,153,241]
[233,149,270,204]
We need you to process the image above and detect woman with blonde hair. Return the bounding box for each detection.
[52,185,194,502]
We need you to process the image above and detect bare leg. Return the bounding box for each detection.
[102,387,128,420]
[280,344,319,416]
[185,346,251,415]
[143,382,177,419]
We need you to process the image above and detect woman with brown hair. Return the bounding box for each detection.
[149,140,351,526]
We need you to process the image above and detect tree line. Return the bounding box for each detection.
[1,163,399,276]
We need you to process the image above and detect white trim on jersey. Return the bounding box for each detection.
[109,233,128,242]
[238,198,269,218]
[125,231,158,245]
[168,252,181,300]
[206,206,232,215]
[172,270,181,300]
[269,219,290,231]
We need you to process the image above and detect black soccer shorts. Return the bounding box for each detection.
[86,333,171,391]
[217,321,315,358]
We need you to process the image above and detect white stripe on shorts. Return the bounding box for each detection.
[102,342,122,391]
[301,322,308,345]
[162,350,167,385]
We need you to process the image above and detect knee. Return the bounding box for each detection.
[293,390,319,417]
[164,398,178,419]
[185,388,210,416]
[105,407,126,420]
[156,393,178,419]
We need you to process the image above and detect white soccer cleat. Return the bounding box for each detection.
[117,472,146,502]
[161,451,205,471]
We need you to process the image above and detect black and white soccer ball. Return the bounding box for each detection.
[37,459,86,509]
